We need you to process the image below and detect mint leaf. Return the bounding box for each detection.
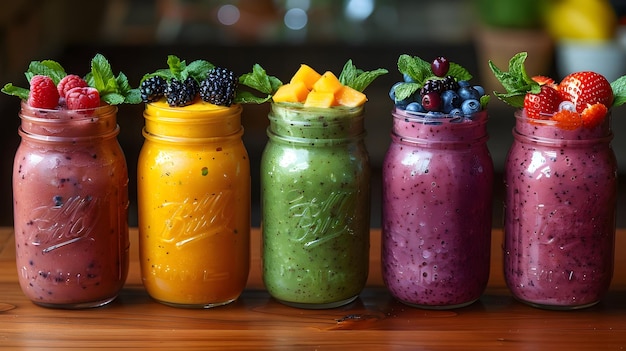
[398,54,431,86]
[488,52,539,108]
[611,75,626,107]
[186,59,214,81]
[167,55,186,80]
[1,83,29,100]
[448,63,472,82]
[394,82,420,102]
[26,60,66,84]
[233,90,272,104]
[339,59,388,92]
[239,64,282,95]
[90,53,116,93]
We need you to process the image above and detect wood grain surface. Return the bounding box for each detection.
[0,227,625,350]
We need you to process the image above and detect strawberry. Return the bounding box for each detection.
[523,85,562,119]
[57,74,87,98]
[581,102,608,129]
[532,75,556,87]
[65,87,101,110]
[558,71,613,113]
[27,75,59,109]
[551,109,582,130]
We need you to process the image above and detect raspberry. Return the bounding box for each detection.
[28,75,60,109]
[65,87,101,110]
[199,67,238,106]
[140,76,167,102]
[166,77,198,106]
[551,109,582,130]
[581,102,608,129]
[57,74,87,98]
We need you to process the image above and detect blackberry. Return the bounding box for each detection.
[441,75,459,92]
[200,67,238,106]
[420,79,444,96]
[166,77,198,107]
[140,76,167,102]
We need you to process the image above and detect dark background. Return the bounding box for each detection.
[1,0,626,228]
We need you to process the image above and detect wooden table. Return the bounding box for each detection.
[1,227,625,350]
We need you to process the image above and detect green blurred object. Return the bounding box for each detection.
[476,0,546,28]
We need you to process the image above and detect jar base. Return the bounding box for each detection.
[516,298,600,311]
[397,298,479,310]
[275,295,358,309]
[33,295,118,309]
[154,297,238,309]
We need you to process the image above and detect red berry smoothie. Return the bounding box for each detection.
[13,103,130,308]
[503,110,616,309]
[382,108,493,308]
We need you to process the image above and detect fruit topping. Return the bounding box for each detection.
[28,75,60,109]
[2,54,141,110]
[65,87,101,110]
[431,56,450,77]
[139,76,167,102]
[390,54,489,117]
[57,74,88,99]
[271,60,387,108]
[199,67,238,106]
[523,84,562,119]
[489,51,626,130]
[558,71,614,113]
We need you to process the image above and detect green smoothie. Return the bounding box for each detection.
[261,103,370,308]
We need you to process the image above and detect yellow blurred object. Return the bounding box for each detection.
[546,0,617,40]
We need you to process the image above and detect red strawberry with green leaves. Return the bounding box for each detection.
[523,84,562,119]
[558,71,614,113]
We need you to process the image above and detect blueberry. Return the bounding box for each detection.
[406,102,425,113]
[403,73,415,83]
[389,82,403,100]
[473,85,485,97]
[449,108,463,117]
[457,86,480,101]
[461,99,481,115]
[457,80,470,88]
[440,90,461,113]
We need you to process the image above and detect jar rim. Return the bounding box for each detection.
[392,107,488,125]
[19,101,118,121]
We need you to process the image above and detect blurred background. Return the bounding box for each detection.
[0,0,625,228]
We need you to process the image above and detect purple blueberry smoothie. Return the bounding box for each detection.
[503,110,616,309]
[382,108,493,309]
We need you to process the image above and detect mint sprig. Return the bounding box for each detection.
[139,55,215,84]
[488,52,540,108]
[393,54,472,102]
[235,64,282,104]
[1,53,141,105]
[338,59,388,92]
[610,75,626,107]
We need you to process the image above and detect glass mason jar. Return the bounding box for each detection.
[261,103,370,309]
[382,108,493,309]
[13,102,130,309]
[138,101,250,308]
[503,110,616,310]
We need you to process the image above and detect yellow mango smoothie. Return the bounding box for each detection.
[138,100,250,308]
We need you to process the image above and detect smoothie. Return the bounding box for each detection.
[14,103,129,308]
[382,109,493,308]
[503,111,616,308]
[138,100,250,307]
[261,103,370,308]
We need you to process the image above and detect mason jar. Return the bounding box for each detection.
[503,110,616,309]
[13,102,129,308]
[261,103,370,309]
[138,101,250,308]
[382,108,493,309]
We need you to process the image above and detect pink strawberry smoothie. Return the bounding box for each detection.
[382,108,493,308]
[503,110,616,309]
[13,103,129,308]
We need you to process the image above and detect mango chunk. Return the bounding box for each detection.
[335,85,367,107]
[290,64,322,90]
[312,71,343,94]
[303,91,335,108]
[272,81,309,103]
